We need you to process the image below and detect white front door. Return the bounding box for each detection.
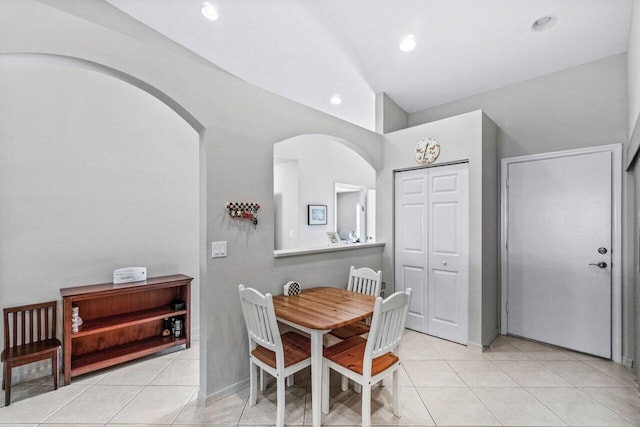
[395,163,469,344]
[506,151,612,358]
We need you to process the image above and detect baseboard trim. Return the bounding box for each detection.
[622,356,633,369]
[482,328,500,350]
[467,341,483,352]
[203,377,250,404]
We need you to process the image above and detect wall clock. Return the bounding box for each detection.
[415,138,440,164]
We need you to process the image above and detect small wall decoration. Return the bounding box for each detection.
[226,202,260,227]
[308,204,327,225]
[415,137,440,164]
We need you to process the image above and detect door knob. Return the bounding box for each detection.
[589,262,608,269]
[442,261,447,266]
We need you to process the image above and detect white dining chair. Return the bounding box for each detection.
[282,280,302,387]
[238,284,311,427]
[321,288,412,427]
[330,266,381,340]
[347,266,382,296]
[329,266,382,391]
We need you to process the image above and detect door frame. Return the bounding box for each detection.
[393,160,470,341]
[500,144,622,362]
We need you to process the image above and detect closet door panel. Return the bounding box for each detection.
[427,164,469,344]
[394,163,469,343]
[394,169,429,332]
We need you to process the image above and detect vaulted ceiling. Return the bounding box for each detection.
[106,0,632,130]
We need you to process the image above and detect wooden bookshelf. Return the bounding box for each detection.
[60,274,192,385]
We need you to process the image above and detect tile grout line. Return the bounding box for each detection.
[101,383,147,425]
[516,381,573,426]
[578,385,639,425]
[235,375,252,426]
[583,359,639,387]
[407,367,441,427]
[170,383,201,426]
[36,381,93,424]
[491,345,575,426]
[449,359,505,426]
[494,346,640,426]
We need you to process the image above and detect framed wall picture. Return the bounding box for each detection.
[308,204,327,225]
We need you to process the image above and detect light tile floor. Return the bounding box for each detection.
[1,331,640,426]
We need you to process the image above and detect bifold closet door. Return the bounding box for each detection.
[394,163,469,344]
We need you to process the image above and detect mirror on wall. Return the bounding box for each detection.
[274,135,376,251]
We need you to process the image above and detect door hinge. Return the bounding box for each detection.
[505,242,509,251]
[506,177,509,188]
[506,302,509,313]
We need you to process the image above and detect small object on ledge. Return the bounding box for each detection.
[71,304,81,333]
[170,299,186,310]
[174,317,184,337]
[162,318,171,336]
[284,281,301,296]
[327,231,341,245]
[113,267,147,284]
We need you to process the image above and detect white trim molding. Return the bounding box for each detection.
[203,377,250,404]
[500,144,623,363]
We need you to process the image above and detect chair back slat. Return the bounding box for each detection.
[3,301,57,348]
[36,307,41,341]
[366,289,412,360]
[44,307,50,339]
[238,285,282,353]
[347,266,382,297]
[31,309,36,342]
[11,312,17,348]
[20,310,25,346]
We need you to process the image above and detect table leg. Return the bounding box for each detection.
[310,330,324,427]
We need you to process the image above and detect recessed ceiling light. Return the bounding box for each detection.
[201,2,218,21]
[399,35,416,52]
[532,15,557,32]
[330,95,342,105]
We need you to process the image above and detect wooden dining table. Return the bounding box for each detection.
[272,286,376,427]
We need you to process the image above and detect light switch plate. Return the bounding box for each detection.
[212,241,227,258]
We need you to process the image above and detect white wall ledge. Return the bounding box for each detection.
[273,242,385,258]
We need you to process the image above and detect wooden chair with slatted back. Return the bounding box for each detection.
[322,288,412,427]
[1,301,61,406]
[238,285,311,427]
[328,266,382,392]
[329,266,382,341]
[347,266,382,296]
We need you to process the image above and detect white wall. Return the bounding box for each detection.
[274,158,299,249]
[410,54,628,159]
[627,0,640,373]
[629,0,640,141]
[274,135,376,249]
[375,92,408,134]
[1,0,385,400]
[0,56,200,379]
[409,53,631,361]
[379,110,498,348]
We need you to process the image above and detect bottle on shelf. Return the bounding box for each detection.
[71,304,80,333]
